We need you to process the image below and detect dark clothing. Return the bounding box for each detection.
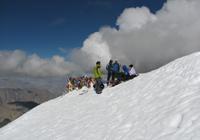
[122,65,129,81]
[106,62,113,85]
[94,78,104,94]
[112,62,120,73]
[106,63,113,72]
[128,74,137,80]
[112,62,120,81]
[107,72,112,85]
[111,72,116,81]
[122,65,129,75]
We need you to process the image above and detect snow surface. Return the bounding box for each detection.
[1,53,200,140]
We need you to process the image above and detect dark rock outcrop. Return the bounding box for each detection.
[8,101,39,110]
[0,119,11,128]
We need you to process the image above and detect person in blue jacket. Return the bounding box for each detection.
[112,60,120,84]
[122,65,129,80]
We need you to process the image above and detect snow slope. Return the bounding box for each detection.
[1,53,200,140]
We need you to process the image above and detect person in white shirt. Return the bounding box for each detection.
[129,64,138,79]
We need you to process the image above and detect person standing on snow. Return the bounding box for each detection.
[93,61,104,94]
[112,60,120,85]
[106,60,113,86]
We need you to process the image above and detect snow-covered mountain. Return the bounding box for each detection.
[1,53,200,140]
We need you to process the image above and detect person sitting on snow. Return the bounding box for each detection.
[129,64,138,79]
[122,65,130,81]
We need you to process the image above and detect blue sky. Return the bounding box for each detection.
[0,0,166,58]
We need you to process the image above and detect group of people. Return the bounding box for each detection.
[92,60,138,94]
[106,60,138,86]
[65,60,138,94]
[65,76,95,92]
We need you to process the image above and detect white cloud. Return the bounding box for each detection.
[81,32,111,66]
[0,50,26,73]
[71,0,200,72]
[0,50,80,77]
[116,7,157,31]
[1,0,200,76]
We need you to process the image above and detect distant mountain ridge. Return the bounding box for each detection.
[0,76,66,95]
[0,88,57,104]
[0,77,66,128]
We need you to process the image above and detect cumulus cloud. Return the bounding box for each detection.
[1,0,200,77]
[0,50,81,77]
[116,7,157,31]
[71,0,200,73]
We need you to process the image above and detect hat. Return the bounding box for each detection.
[96,61,101,65]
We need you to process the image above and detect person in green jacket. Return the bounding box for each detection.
[93,61,104,94]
